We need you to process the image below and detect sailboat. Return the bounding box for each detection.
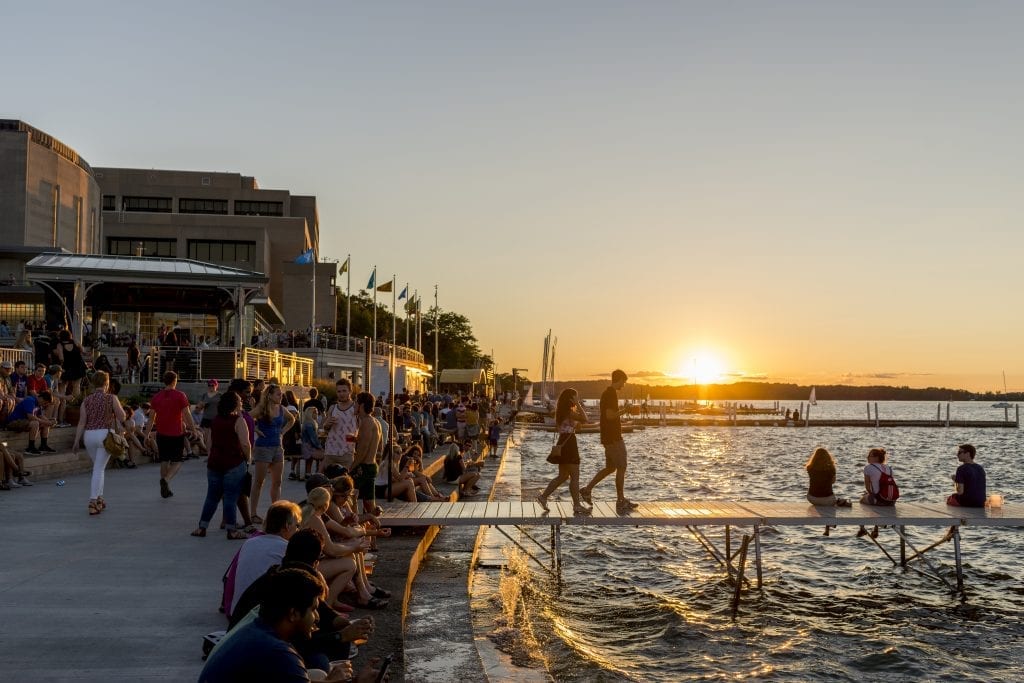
[519,330,557,415]
[992,371,1012,408]
[808,387,817,406]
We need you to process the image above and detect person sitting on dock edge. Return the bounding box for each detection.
[947,443,986,507]
[580,369,638,514]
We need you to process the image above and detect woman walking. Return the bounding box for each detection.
[72,371,127,515]
[537,388,592,515]
[191,391,252,539]
[248,384,296,524]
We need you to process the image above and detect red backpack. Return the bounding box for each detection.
[873,464,900,502]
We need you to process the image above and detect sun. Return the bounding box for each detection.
[674,352,726,385]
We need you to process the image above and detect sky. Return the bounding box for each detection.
[4,1,1024,392]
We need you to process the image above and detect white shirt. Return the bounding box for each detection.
[231,534,288,614]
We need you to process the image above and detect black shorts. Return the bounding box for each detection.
[156,434,186,463]
[352,463,378,503]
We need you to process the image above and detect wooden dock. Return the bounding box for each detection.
[380,500,1024,610]
[630,417,1019,428]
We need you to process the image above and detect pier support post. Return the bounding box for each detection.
[946,402,950,428]
[899,525,906,565]
[875,402,879,428]
[952,525,964,596]
[730,535,752,619]
[753,525,763,588]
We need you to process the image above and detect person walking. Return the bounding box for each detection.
[148,370,198,498]
[72,371,127,515]
[249,384,296,524]
[53,329,88,399]
[580,369,638,514]
[537,388,591,515]
[192,391,253,539]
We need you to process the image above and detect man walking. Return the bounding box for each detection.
[580,369,638,514]
[148,370,198,498]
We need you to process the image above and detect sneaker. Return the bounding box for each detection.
[24,446,40,455]
[536,493,549,512]
[57,422,72,428]
[579,487,593,505]
[160,478,172,499]
[38,445,57,454]
[18,470,31,478]
[8,479,22,488]
[17,477,32,486]
[288,472,298,481]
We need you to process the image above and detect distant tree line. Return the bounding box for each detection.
[542,380,1014,402]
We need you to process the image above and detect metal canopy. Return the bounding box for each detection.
[26,253,267,287]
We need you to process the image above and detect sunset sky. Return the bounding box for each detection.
[5,2,1024,392]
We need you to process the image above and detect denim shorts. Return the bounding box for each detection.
[253,445,284,464]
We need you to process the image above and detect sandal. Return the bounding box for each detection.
[226,529,250,540]
[88,501,101,515]
[190,528,207,537]
[96,497,107,511]
[357,596,389,610]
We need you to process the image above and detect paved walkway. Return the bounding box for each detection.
[0,459,268,682]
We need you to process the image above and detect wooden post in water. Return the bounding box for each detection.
[945,402,950,428]
[874,402,879,428]
[1017,404,1020,428]
[866,402,871,422]
[1005,405,1010,422]
[937,403,941,423]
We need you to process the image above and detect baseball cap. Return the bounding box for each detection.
[304,473,330,493]
[207,379,219,387]
[0,361,12,369]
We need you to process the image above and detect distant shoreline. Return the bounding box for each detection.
[542,380,1016,402]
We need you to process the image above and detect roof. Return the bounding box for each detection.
[439,368,487,385]
[26,253,268,286]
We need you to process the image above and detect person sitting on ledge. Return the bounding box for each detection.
[804,447,851,507]
[200,566,382,682]
[859,447,896,507]
[6,390,55,454]
[947,443,986,507]
[1,441,32,489]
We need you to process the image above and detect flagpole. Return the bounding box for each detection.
[388,276,397,501]
[370,265,377,394]
[345,254,351,352]
[414,290,420,351]
[404,282,410,347]
[433,284,439,394]
[310,248,317,349]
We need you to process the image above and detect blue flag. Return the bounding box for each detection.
[398,285,408,300]
[366,270,376,289]
[294,248,314,264]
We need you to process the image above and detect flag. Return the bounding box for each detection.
[294,248,314,264]
[366,271,376,289]
[339,256,350,275]
[376,280,393,293]
[398,285,408,300]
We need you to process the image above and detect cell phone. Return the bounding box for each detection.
[375,653,393,683]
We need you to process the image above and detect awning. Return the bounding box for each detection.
[250,296,285,326]
[439,368,487,384]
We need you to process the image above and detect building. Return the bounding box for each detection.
[0,119,103,322]
[95,167,336,343]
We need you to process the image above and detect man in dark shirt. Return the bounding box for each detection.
[580,370,638,514]
[947,443,987,507]
[199,568,326,682]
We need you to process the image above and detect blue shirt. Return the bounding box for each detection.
[955,462,987,507]
[7,395,40,424]
[198,617,308,683]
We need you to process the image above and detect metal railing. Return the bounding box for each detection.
[142,346,313,386]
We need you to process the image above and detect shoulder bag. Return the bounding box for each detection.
[103,394,129,460]
[546,430,564,464]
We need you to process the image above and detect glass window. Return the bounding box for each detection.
[102,195,116,211]
[179,198,228,214]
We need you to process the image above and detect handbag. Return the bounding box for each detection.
[102,394,129,460]
[546,432,563,464]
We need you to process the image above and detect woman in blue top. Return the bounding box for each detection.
[248,384,296,524]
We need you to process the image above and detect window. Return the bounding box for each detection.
[234,200,283,216]
[179,198,228,215]
[123,196,172,213]
[187,239,255,263]
[102,195,116,211]
[107,237,178,257]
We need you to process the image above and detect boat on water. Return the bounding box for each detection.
[992,371,1013,408]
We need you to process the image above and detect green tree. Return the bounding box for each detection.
[422,308,487,370]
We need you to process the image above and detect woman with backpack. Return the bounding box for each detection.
[860,447,899,506]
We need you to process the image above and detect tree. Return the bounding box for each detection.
[422,308,486,370]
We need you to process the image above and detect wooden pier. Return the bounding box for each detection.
[380,500,1024,614]
[631,417,1018,428]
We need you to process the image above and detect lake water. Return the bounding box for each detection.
[508,401,1024,681]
